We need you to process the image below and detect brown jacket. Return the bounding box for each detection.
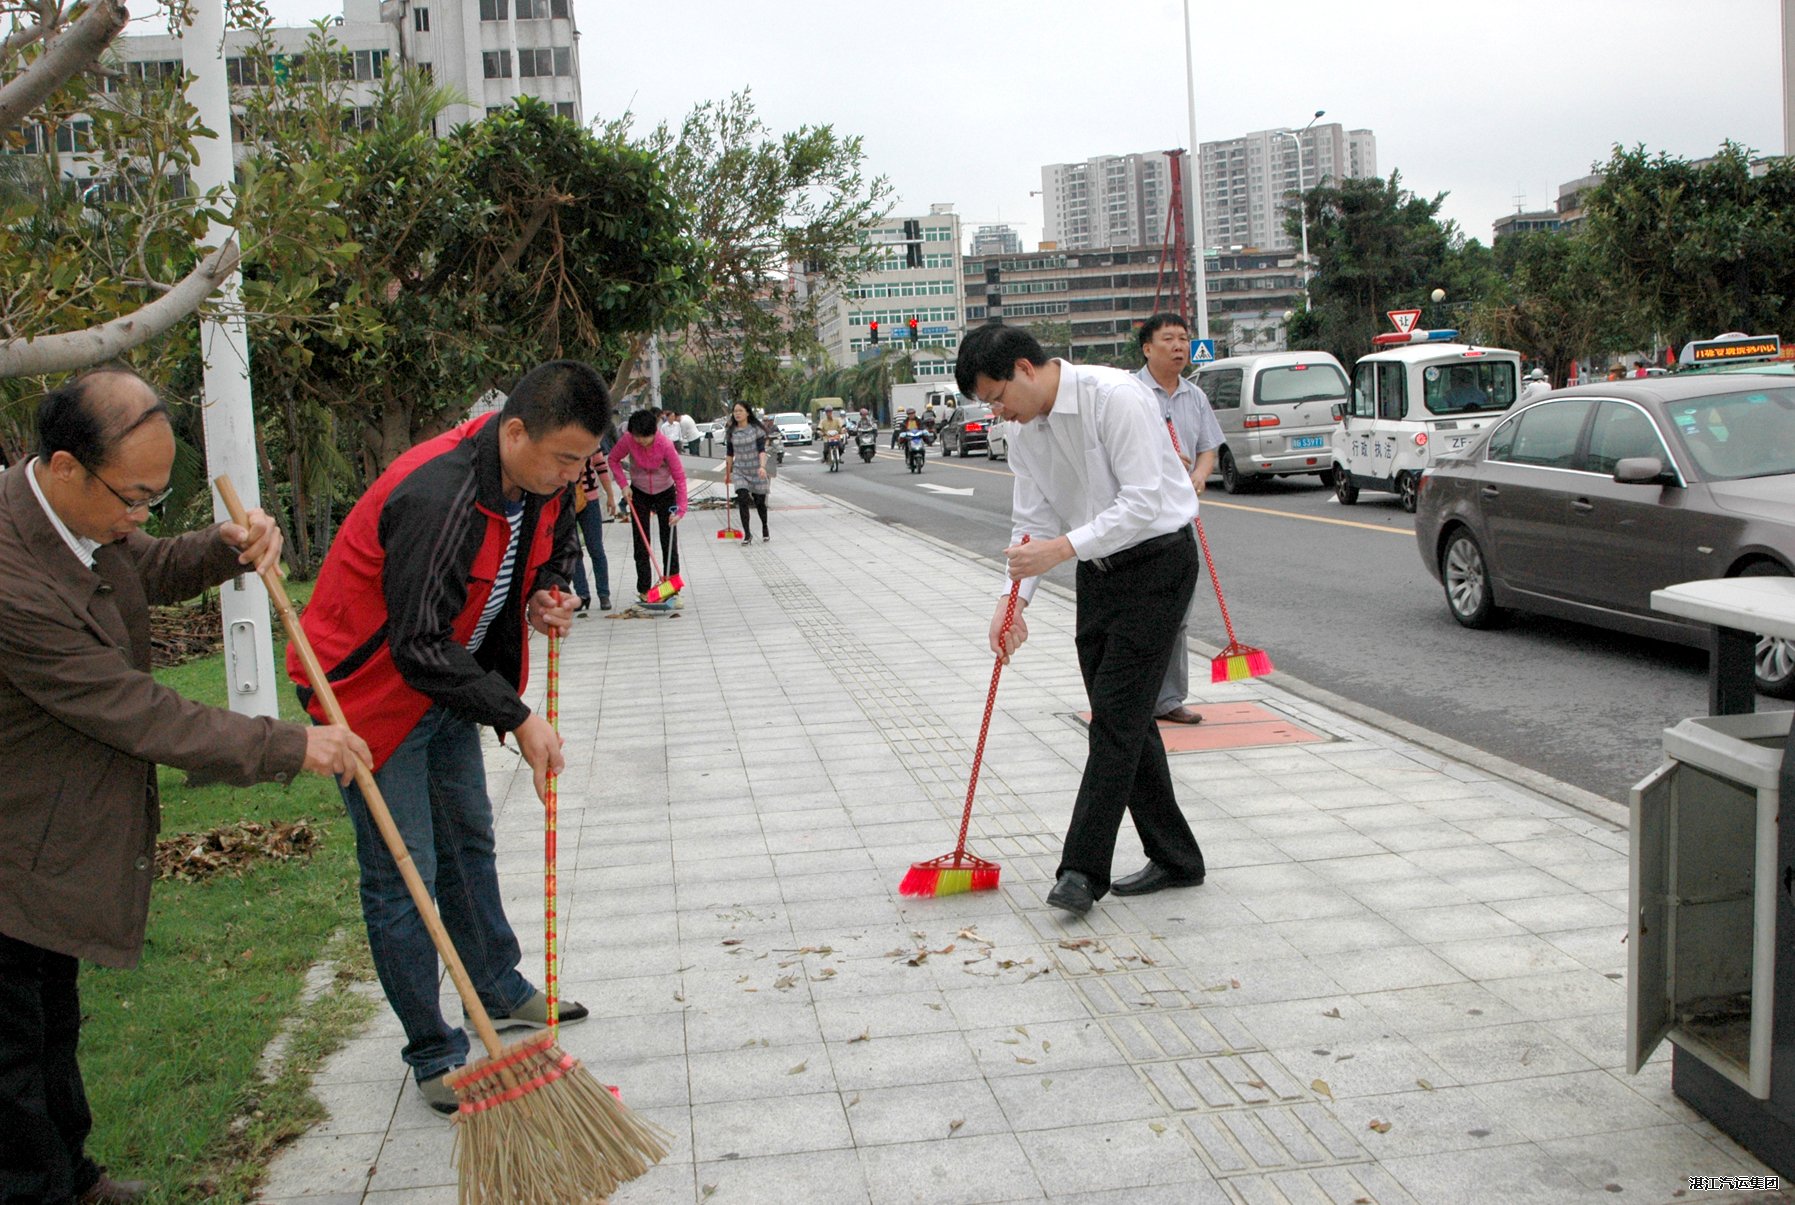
[0,466,308,968]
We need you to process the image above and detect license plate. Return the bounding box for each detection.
[1291,436,1325,449]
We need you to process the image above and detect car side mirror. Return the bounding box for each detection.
[1329,403,1345,422]
[1613,456,1673,486]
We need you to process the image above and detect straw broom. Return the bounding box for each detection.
[215,476,668,1203]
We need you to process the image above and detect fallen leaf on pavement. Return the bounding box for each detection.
[948,1118,964,1134]
[787,1061,807,1075]
[1311,1079,1333,1101]
[1057,937,1095,950]
[1149,1122,1167,1134]
[1321,1007,1342,1019]
[721,939,743,946]
[1417,1078,1434,1091]
[849,1029,871,1044]
[1368,1119,1392,1134]
[1015,1056,1037,1065]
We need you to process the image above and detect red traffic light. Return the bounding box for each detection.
[869,319,879,344]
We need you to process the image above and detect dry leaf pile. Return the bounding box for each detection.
[155,819,321,882]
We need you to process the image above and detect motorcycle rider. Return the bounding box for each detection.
[852,408,878,462]
[892,407,918,449]
[817,407,847,468]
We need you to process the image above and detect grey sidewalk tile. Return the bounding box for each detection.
[967,1018,1125,1079]
[1272,1035,1458,1100]
[1357,981,1528,1034]
[314,1037,408,1085]
[1229,996,1390,1049]
[1106,1008,1261,1063]
[1445,866,1591,903]
[308,1079,400,1136]
[939,979,1091,1030]
[1408,1021,1599,1085]
[1345,1084,1524,1158]
[672,853,778,886]
[362,1124,455,1191]
[687,1039,833,1105]
[561,1008,688,1063]
[1301,852,1423,886]
[357,1191,456,1204]
[1047,1184,1226,1205]
[1022,1118,1212,1195]
[1232,885,1366,924]
[684,999,826,1053]
[1228,1164,1421,1205]
[990,1065,1165,1131]
[1139,1051,1307,1110]
[1490,892,1628,934]
[843,1079,1010,1147]
[778,867,891,902]
[1174,954,1346,1007]
[1538,1013,1626,1070]
[1479,968,1627,1021]
[1470,1069,1673,1142]
[258,1132,384,1197]
[676,877,786,909]
[1384,901,1524,944]
[1373,821,1483,852]
[859,1133,1046,1205]
[1378,1142,1592,1205]
[829,1029,984,1091]
[1267,913,1411,958]
[1159,923,1304,968]
[1184,1099,1367,1175]
[1542,1123,1773,1196]
[693,1146,871,1204]
[690,1089,853,1161]
[1344,875,1478,913]
[1542,926,1627,975]
[565,884,679,919]
[814,989,958,1043]
[599,1052,692,1109]
[1307,947,1463,996]
[1431,933,1589,981]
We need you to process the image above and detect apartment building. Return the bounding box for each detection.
[1038,150,1197,253]
[815,204,964,376]
[1198,123,1376,253]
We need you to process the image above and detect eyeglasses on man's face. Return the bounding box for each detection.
[84,463,173,514]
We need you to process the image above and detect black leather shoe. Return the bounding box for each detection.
[1110,862,1206,896]
[1045,870,1095,914]
[79,1175,149,1204]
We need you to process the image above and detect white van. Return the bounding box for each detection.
[1332,333,1522,512]
[1194,351,1350,492]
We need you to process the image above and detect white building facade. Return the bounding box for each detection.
[1198,123,1376,253]
[816,204,964,377]
[1039,150,1194,253]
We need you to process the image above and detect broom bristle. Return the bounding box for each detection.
[1211,644,1274,683]
[449,1035,670,1204]
[898,852,1001,897]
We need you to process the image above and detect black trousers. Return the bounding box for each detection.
[1058,527,1206,896]
[629,485,680,595]
[735,489,768,537]
[0,932,99,1204]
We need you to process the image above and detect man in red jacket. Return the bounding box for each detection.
[295,360,604,1113]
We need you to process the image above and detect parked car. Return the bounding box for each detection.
[986,421,1009,461]
[772,411,813,446]
[1415,374,1795,697]
[939,403,995,457]
[1193,351,1349,492]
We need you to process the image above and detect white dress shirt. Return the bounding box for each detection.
[1006,361,1198,603]
[25,457,101,569]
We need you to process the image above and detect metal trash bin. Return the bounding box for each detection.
[1629,577,1795,1176]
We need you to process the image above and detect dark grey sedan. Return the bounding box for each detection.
[1414,375,1795,697]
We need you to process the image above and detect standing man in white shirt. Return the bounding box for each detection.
[957,325,1208,915]
[1136,313,1223,726]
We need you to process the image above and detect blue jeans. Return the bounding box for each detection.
[338,705,534,1081]
[569,500,610,601]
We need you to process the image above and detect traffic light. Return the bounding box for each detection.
[907,317,918,344]
[869,319,879,345]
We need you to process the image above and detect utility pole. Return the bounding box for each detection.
[182,0,278,718]
[647,335,664,410]
[1181,0,1209,341]
[1784,0,1794,156]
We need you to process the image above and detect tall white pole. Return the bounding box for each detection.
[1296,137,1310,307]
[1181,0,1208,341]
[1784,0,1795,156]
[647,335,663,409]
[182,0,278,718]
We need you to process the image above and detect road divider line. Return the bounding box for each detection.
[1199,497,1412,536]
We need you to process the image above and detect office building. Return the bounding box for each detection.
[815,204,964,375]
[970,223,1023,256]
[1198,123,1376,254]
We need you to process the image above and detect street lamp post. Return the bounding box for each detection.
[1275,109,1325,309]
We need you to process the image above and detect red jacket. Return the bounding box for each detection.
[290,413,577,767]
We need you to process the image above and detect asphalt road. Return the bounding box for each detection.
[697,437,1779,804]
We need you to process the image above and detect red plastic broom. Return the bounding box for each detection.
[1165,420,1274,683]
[899,537,1028,897]
[625,490,685,603]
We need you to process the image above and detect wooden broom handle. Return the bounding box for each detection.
[214,475,508,1059]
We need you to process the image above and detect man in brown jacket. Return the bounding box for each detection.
[0,368,368,1204]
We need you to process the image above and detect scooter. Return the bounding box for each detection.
[902,428,928,474]
[823,431,845,472]
[855,426,878,463]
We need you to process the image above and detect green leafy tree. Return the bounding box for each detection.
[1581,142,1795,349]
[1286,172,1489,369]
[1475,231,1627,385]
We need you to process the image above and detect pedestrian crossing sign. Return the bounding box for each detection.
[1189,338,1216,364]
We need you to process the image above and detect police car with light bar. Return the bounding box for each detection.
[1330,329,1524,512]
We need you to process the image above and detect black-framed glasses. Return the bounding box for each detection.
[84,464,173,514]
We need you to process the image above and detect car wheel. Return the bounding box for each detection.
[1220,448,1247,494]
[1739,562,1795,698]
[1442,528,1502,629]
[1399,471,1419,514]
[1334,466,1359,505]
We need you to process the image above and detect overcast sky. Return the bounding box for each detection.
[256,0,1786,250]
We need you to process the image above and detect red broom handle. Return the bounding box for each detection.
[953,535,1028,861]
[214,475,510,1060]
[626,486,668,583]
[1165,419,1241,647]
[545,590,561,1037]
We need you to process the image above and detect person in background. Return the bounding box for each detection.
[724,401,771,543]
[0,367,368,1203]
[609,408,687,606]
[892,407,918,448]
[1135,312,1222,726]
[657,409,680,448]
[677,412,700,455]
[761,414,784,478]
[1520,367,1552,400]
[569,438,617,613]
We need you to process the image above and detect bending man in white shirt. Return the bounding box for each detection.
[957,324,1209,915]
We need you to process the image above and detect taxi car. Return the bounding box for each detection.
[1415,372,1795,697]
